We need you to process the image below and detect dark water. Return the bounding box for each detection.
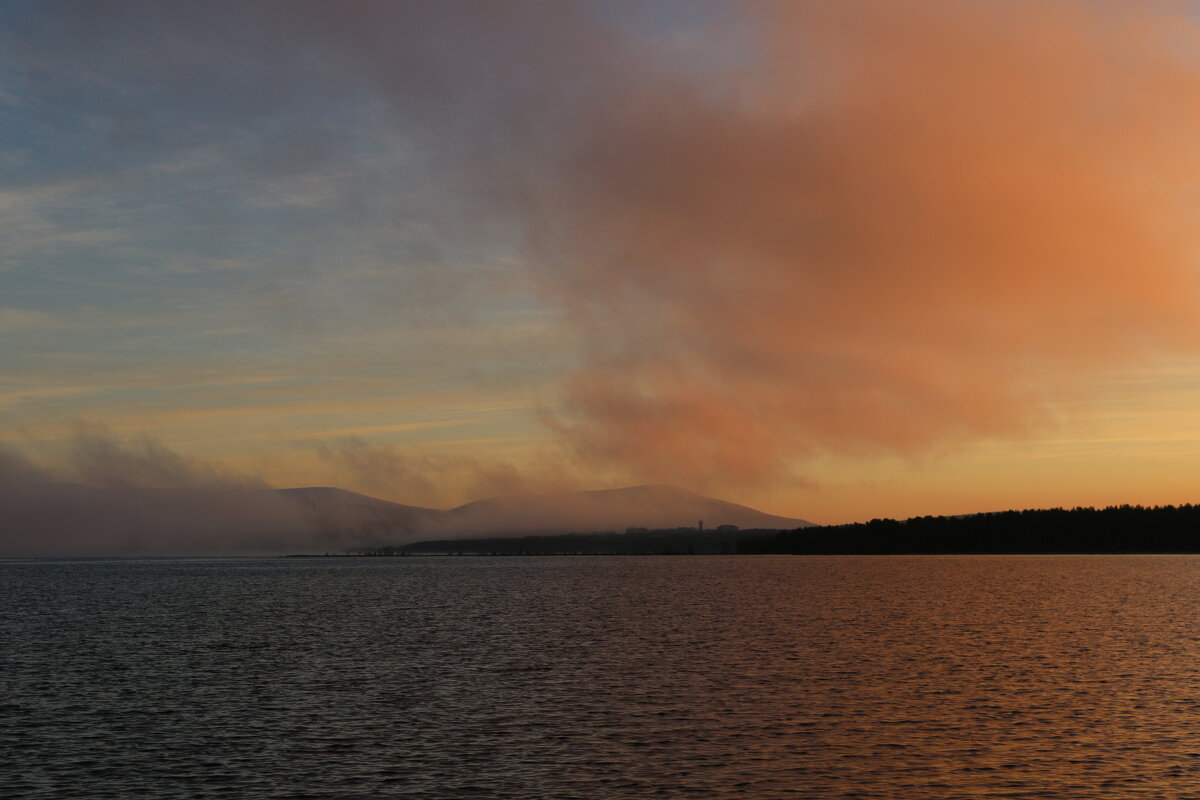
[5,555,1200,798]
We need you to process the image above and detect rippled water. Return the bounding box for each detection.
[5,555,1200,798]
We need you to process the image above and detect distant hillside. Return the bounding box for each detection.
[0,483,437,556]
[9,487,1191,556]
[431,484,813,537]
[0,481,811,556]
[0,483,309,556]
[277,487,440,539]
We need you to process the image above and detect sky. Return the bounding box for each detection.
[6,0,1200,525]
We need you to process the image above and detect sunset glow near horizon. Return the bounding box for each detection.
[7,0,1200,525]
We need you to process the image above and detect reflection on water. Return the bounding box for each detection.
[4,555,1200,798]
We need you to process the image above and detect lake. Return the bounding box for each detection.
[4,555,1200,798]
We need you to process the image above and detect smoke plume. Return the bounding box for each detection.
[1,431,306,556]
[10,1,1200,492]
[65,424,266,490]
[304,436,579,507]
[525,1,1200,486]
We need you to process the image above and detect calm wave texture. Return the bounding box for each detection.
[5,555,1200,798]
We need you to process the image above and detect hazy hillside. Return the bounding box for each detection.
[0,483,310,556]
[430,484,813,538]
[277,487,440,539]
[0,482,810,556]
[0,484,437,556]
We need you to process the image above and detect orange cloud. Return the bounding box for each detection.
[529,1,1200,488]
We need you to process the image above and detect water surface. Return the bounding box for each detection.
[4,555,1200,798]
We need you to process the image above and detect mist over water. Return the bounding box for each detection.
[7,555,1200,798]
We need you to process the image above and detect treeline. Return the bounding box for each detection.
[399,504,1200,556]
[740,504,1200,554]
[345,546,410,556]
[402,530,771,556]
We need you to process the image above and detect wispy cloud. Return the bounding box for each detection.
[0,307,66,332]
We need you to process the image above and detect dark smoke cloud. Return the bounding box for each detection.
[65,424,265,490]
[0,445,50,486]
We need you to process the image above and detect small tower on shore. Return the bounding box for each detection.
[698,520,704,532]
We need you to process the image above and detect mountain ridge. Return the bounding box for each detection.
[439,484,813,535]
[0,482,811,556]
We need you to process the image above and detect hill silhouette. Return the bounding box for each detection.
[433,484,813,537]
[0,482,809,556]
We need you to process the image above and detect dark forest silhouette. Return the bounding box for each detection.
[740,504,1200,554]
[400,529,751,556]
[399,504,1200,555]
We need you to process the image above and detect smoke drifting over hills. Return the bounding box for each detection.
[9,1,1200,493]
[0,430,303,555]
[303,436,579,510]
[0,433,802,557]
